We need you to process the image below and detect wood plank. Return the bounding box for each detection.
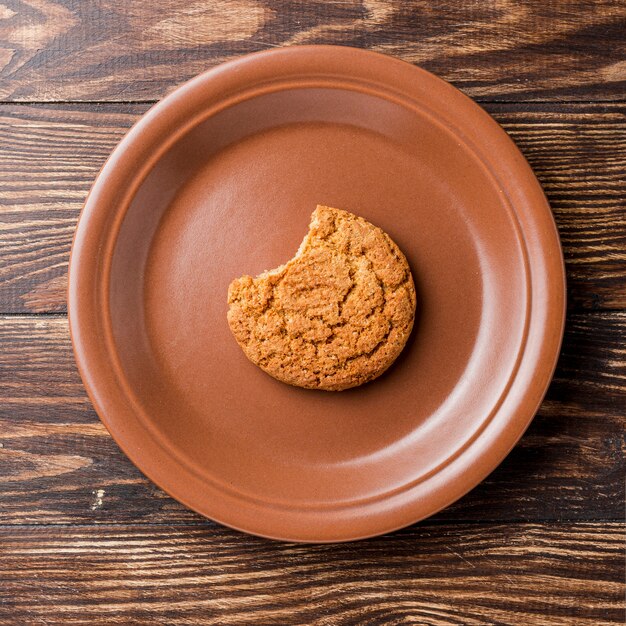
[0,1,625,102]
[0,312,624,525]
[0,522,623,625]
[0,103,624,314]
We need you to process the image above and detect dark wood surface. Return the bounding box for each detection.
[0,2,624,624]
[1,0,625,102]
[1,523,623,625]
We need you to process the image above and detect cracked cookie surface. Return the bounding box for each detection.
[227,205,416,391]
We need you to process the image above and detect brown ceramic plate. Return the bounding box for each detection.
[69,46,565,542]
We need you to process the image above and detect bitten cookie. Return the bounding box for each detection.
[227,205,416,391]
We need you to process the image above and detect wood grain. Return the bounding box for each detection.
[0,1,625,102]
[0,102,624,314]
[0,312,623,525]
[0,522,623,625]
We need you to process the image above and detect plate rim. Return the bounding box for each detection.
[68,45,566,542]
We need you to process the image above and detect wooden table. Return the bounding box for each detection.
[1,2,624,624]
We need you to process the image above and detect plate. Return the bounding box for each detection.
[69,46,566,542]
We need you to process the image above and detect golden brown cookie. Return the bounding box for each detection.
[227,205,416,391]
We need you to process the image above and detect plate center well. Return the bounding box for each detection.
[109,89,527,505]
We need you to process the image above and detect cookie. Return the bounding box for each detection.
[227,205,416,391]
